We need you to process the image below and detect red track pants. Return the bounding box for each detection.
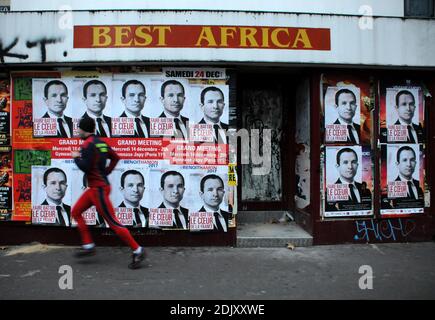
[71,185,139,251]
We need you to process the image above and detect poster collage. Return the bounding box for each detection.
[322,75,426,218]
[0,78,12,220]
[5,68,235,232]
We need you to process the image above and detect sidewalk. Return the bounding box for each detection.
[1,242,435,300]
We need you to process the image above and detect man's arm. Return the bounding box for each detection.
[105,146,120,175]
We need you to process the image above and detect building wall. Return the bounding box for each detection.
[10,0,405,17]
[295,78,310,210]
[1,10,435,67]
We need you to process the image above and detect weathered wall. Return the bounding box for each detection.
[295,78,310,211]
[1,11,435,67]
[10,0,404,17]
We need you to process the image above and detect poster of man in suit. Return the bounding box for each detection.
[380,86,425,144]
[189,85,229,144]
[116,169,149,228]
[111,75,151,138]
[32,78,74,138]
[146,163,230,231]
[380,144,425,215]
[324,86,361,144]
[148,79,190,139]
[193,174,230,232]
[31,163,72,226]
[71,75,113,138]
[154,170,189,229]
[107,163,150,228]
[324,146,373,217]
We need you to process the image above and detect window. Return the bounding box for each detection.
[405,0,434,17]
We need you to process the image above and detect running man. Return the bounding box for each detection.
[71,117,146,269]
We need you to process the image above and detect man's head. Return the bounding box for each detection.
[121,80,146,117]
[43,80,69,117]
[120,170,145,207]
[82,80,108,116]
[396,146,416,180]
[199,174,225,210]
[200,87,225,123]
[335,147,359,183]
[334,88,357,124]
[43,167,67,204]
[160,80,185,117]
[395,90,416,124]
[77,117,95,138]
[160,171,185,208]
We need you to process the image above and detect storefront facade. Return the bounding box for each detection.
[1,0,435,245]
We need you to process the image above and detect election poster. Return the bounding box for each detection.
[0,146,12,220]
[12,149,51,221]
[111,73,154,138]
[380,144,425,216]
[323,145,373,217]
[109,161,152,228]
[10,72,58,221]
[188,170,231,233]
[8,68,233,232]
[185,170,230,232]
[0,78,11,145]
[187,80,229,144]
[146,164,230,231]
[32,78,75,138]
[321,75,373,145]
[12,71,61,148]
[379,83,425,144]
[70,74,113,138]
[31,161,74,226]
[12,74,37,148]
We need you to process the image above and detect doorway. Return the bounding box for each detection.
[237,73,295,211]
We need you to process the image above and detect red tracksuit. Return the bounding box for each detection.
[71,134,139,250]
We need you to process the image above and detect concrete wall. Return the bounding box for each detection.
[1,10,435,67]
[10,0,404,17]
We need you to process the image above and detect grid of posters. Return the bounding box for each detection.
[10,69,234,232]
[379,82,426,216]
[11,71,58,221]
[322,75,374,218]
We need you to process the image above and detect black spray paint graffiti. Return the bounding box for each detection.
[354,218,416,242]
[26,38,63,62]
[0,37,63,63]
[0,38,28,63]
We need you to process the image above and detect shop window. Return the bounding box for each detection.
[405,0,434,17]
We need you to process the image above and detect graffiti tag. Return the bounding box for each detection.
[0,38,29,63]
[1,37,63,63]
[354,218,416,242]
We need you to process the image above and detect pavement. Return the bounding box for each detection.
[0,242,435,300]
